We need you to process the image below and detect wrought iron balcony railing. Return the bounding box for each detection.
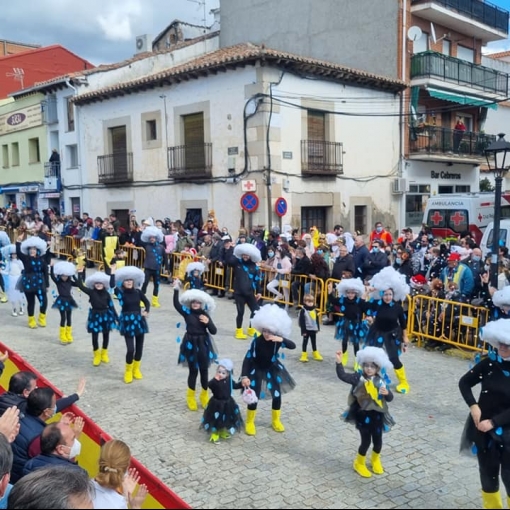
[168,142,212,179]
[301,140,344,176]
[97,152,133,184]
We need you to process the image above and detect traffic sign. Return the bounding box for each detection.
[241,179,256,192]
[240,192,259,213]
[275,197,287,217]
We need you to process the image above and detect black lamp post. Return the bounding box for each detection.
[484,133,510,288]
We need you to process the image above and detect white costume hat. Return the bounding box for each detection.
[1,244,15,258]
[233,243,261,263]
[186,262,206,275]
[493,287,510,309]
[20,236,47,255]
[336,277,365,297]
[356,346,392,371]
[369,266,410,303]
[115,266,145,289]
[216,358,234,372]
[480,319,510,348]
[141,226,163,243]
[179,289,216,312]
[251,304,292,338]
[85,272,111,289]
[53,261,76,277]
[0,231,10,248]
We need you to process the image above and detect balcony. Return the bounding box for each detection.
[97,152,133,184]
[411,0,509,42]
[44,161,60,178]
[411,51,509,98]
[409,125,496,161]
[301,140,344,176]
[168,142,212,179]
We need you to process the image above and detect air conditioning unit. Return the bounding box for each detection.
[135,34,151,54]
[392,178,408,194]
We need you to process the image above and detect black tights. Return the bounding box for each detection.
[59,310,72,327]
[248,396,281,412]
[92,332,110,351]
[142,269,160,297]
[25,292,47,316]
[235,294,259,328]
[342,339,360,357]
[187,367,209,391]
[302,332,317,352]
[389,356,403,370]
[124,334,144,364]
[358,427,383,456]
[477,446,510,493]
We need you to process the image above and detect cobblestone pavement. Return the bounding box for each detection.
[1,273,490,509]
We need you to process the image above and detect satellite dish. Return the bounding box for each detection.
[430,22,437,44]
[407,26,423,42]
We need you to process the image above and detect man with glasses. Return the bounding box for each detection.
[363,239,389,282]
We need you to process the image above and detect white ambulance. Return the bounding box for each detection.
[423,192,510,244]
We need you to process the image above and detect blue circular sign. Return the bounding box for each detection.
[241,192,259,213]
[275,197,287,217]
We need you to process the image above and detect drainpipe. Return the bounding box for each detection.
[399,0,408,231]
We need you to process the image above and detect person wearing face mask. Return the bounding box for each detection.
[263,245,292,306]
[459,318,510,509]
[22,421,86,477]
[363,240,389,282]
[464,248,484,298]
[140,226,166,309]
[369,222,393,248]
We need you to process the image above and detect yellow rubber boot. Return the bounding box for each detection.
[28,316,37,329]
[371,452,384,474]
[151,295,161,308]
[271,409,285,432]
[353,453,372,478]
[247,327,259,337]
[209,432,220,444]
[235,328,248,340]
[59,326,67,344]
[312,350,323,361]
[65,326,73,343]
[0,291,7,303]
[482,491,503,509]
[245,409,257,436]
[133,360,143,380]
[101,349,110,363]
[219,429,231,439]
[342,351,349,365]
[199,388,209,409]
[93,350,101,366]
[395,366,410,394]
[124,363,134,384]
[186,388,198,411]
[37,313,46,327]
[299,352,309,362]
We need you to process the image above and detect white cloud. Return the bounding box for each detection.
[97,0,143,42]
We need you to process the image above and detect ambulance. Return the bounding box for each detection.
[423,192,510,244]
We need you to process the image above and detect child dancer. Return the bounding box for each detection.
[173,278,217,411]
[0,231,10,303]
[50,261,78,344]
[76,268,118,366]
[240,304,296,436]
[335,346,395,478]
[114,266,150,384]
[1,244,24,316]
[201,358,245,444]
[297,293,322,362]
[185,262,205,290]
[328,277,367,369]
[140,226,165,308]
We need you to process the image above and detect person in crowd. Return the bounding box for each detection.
[459,318,510,509]
[352,236,370,280]
[331,242,355,281]
[92,439,148,509]
[297,293,322,362]
[50,261,79,345]
[140,225,165,309]
[305,252,330,298]
[201,358,245,444]
[1,244,25,316]
[218,238,234,299]
[365,266,410,394]
[369,222,393,247]
[0,432,13,508]
[0,231,10,304]
[76,269,118,366]
[173,279,217,411]
[185,261,206,290]
[441,252,474,301]
[15,235,49,329]
[290,246,312,308]
[109,247,127,272]
[335,346,395,478]
[240,304,296,436]
[425,246,444,281]
[101,224,120,275]
[263,245,292,305]
[228,243,262,340]
[453,116,467,153]
[393,247,414,284]
[114,267,150,384]
[363,239,388,282]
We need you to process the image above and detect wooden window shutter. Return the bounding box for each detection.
[183,113,205,170]
[307,111,325,141]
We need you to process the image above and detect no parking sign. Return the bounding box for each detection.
[275,197,287,217]
[240,192,259,213]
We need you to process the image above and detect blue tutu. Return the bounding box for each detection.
[86,307,119,333]
[119,312,149,336]
[52,295,78,311]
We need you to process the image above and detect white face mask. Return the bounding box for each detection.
[69,438,81,458]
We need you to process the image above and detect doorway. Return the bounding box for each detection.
[184,208,203,230]
[301,207,326,235]
[112,209,130,230]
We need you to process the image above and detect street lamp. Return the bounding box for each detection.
[484,133,510,288]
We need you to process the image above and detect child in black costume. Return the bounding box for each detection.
[335,346,395,478]
[201,358,245,444]
[297,293,322,362]
[185,261,206,290]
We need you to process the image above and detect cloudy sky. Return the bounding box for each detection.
[1,0,509,65]
[1,0,220,65]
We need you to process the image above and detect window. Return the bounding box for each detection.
[457,45,474,63]
[2,145,8,168]
[406,185,430,226]
[67,145,78,168]
[66,97,75,132]
[413,31,429,54]
[11,142,19,166]
[455,185,471,193]
[146,120,157,141]
[442,40,451,56]
[28,138,40,163]
[183,112,206,171]
[438,185,454,194]
[301,207,326,234]
[354,205,367,235]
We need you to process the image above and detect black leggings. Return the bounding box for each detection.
[124,334,144,364]
[342,339,360,357]
[389,356,403,370]
[188,367,209,391]
[234,294,260,328]
[302,332,317,352]
[248,396,281,412]
[59,310,72,327]
[477,446,510,493]
[0,273,4,292]
[25,292,47,316]
[358,426,383,456]
[142,269,160,297]
[92,332,110,351]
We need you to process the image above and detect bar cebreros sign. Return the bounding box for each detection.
[0,105,42,135]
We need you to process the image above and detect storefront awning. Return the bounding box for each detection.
[426,87,498,110]
[0,186,19,194]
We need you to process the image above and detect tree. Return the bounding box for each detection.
[480,177,495,192]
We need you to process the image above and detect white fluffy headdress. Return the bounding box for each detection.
[186,262,205,275]
[1,244,15,258]
[115,266,145,289]
[336,278,365,297]
[356,346,392,371]
[369,266,410,302]
[450,245,469,258]
[53,261,76,277]
[216,358,234,372]
[179,289,216,312]
[233,243,261,263]
[480,319,510,347]
[85,271,111,289]
[0,231,10,247]
[251,304,292,338]
[493,287,510,309]
[141,226,163,243]
[20,236,47,255]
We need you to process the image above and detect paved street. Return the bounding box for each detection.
[2,274,488,509]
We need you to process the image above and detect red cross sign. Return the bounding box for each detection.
[430,211,444,226]
[450,211,466,227]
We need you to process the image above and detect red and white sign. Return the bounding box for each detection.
[241,180,256,192]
